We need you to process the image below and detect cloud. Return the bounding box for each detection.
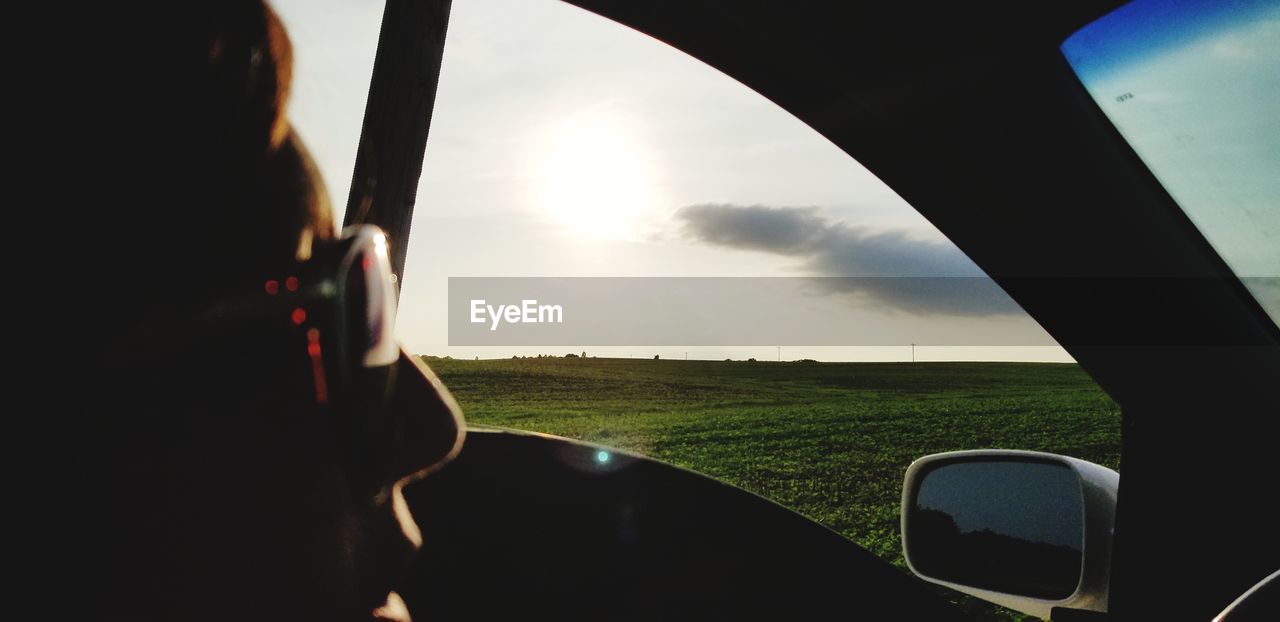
[675,204,829,254]
[675,203,1023,316]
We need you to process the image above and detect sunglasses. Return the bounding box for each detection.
[193,224,402,409]
[162,223,461,486]
[283,225,398,403]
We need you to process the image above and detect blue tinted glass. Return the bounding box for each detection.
[1062,0,1280,328]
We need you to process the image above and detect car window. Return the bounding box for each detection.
[411,0,1120,560]
[275,1,1121,619]
[1061,0,1280,327]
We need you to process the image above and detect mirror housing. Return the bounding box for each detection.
[901,450,1118,619]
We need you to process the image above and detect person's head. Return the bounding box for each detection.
[43,2,464,619]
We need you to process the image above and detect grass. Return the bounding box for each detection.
[423,355,1121,620]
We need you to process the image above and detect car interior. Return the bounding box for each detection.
[32,1,1271,620]
[319,1,1280,620]
[285,1,1280,620]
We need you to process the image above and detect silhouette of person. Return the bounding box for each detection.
[20,2,464,620]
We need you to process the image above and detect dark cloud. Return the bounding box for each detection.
[675,204,828,254]
[676,203,1023,316]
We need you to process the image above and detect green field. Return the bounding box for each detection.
[423,356,1121,619]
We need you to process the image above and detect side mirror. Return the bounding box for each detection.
[901,450,1118,620]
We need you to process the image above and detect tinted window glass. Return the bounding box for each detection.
[1062,0,1280,327]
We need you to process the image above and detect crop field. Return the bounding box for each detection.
[423,356,1121,620]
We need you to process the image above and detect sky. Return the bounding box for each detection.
[266,0,1275,361]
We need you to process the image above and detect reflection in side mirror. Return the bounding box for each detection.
[910,460,1083,599]
[901,451,1118,620]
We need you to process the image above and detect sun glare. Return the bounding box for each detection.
[538,113,652,240]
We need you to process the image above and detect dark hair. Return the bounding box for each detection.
[76,1,334,328]
[18,6,346,617]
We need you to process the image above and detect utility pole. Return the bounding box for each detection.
[911,343,916,363]
[777,346,781,362]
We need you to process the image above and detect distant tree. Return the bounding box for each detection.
[724,358,732,362]
[653,354,660,360]
[564,353,579,358]
[581,351,587,358]
[747,357,757,362]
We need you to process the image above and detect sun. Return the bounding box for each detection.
[537,113,652,240]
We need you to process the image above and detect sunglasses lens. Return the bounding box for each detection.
[342,226,400,369]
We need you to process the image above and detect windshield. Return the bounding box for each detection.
[1062,0,1280,328]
